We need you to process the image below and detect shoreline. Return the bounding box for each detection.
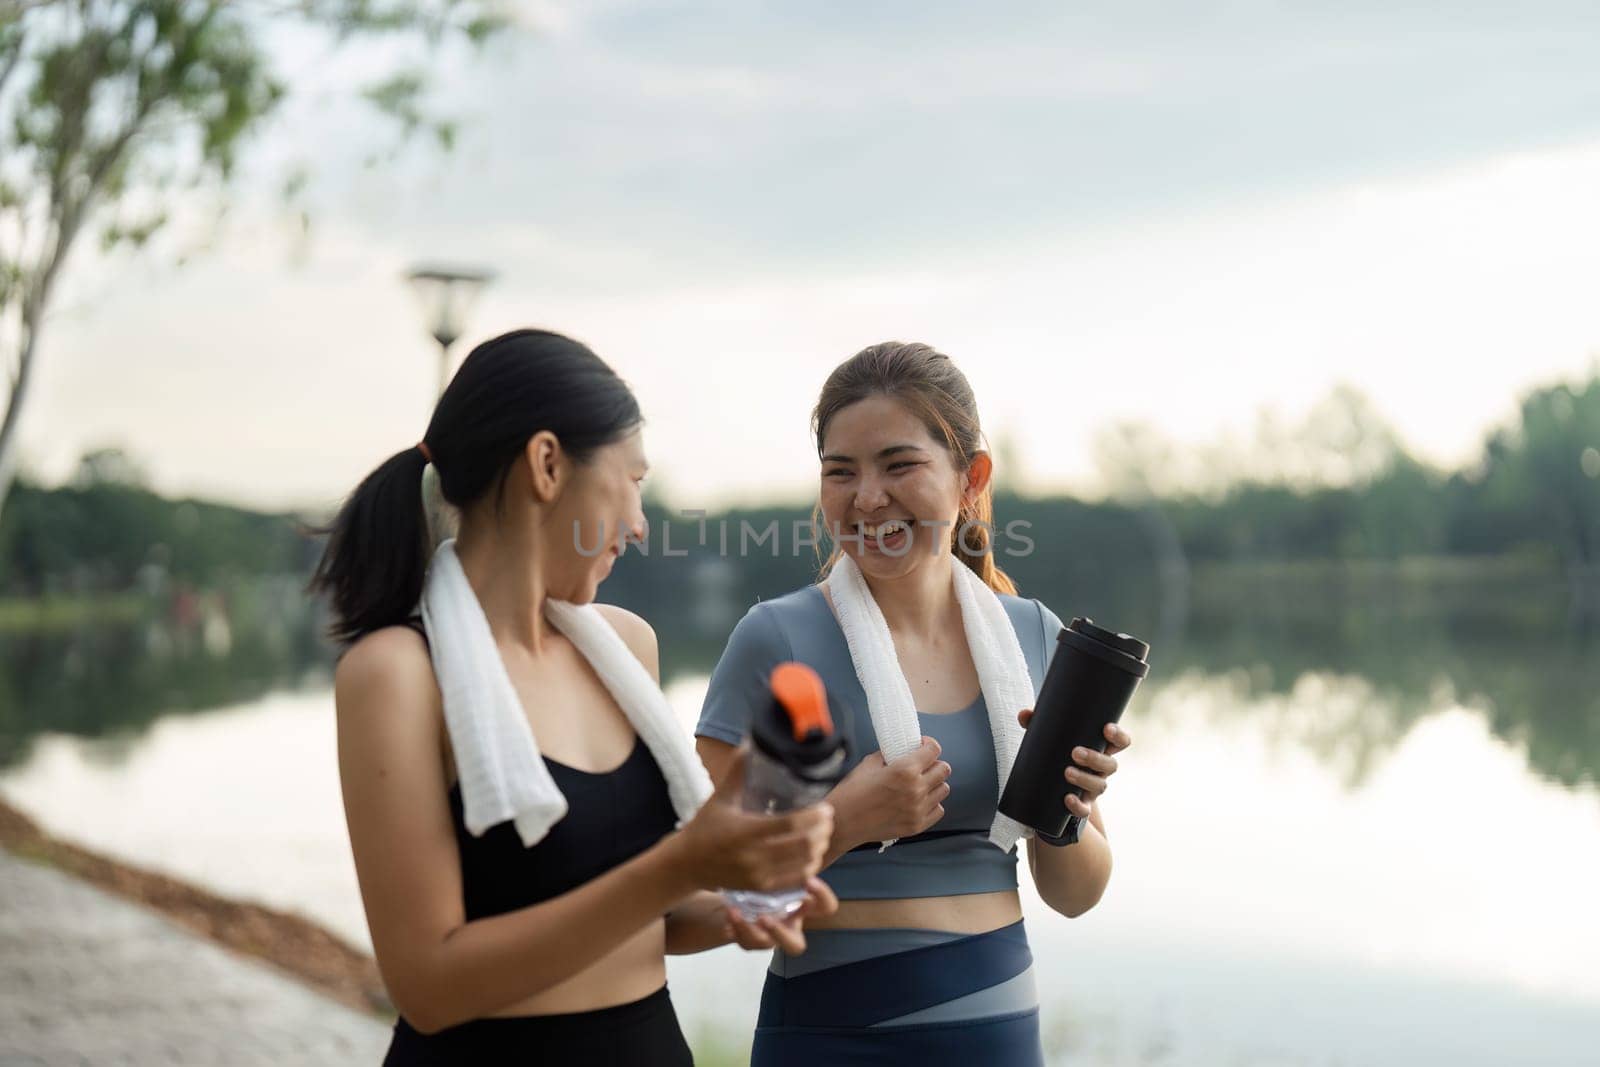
[0,796,391,1019]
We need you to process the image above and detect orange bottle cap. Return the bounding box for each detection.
[770,662,833,741]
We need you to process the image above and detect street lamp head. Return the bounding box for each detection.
[404,263,497,396]
[404,263,497,350]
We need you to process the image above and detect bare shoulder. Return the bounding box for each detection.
[592,603,655,644]
[591,603,660,680]
[334,626,450,803]
[335,625,440,725]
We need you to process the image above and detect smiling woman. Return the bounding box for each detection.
[695,341,1132,1067]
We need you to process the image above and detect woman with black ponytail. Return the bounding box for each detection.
[313,329,836,1064]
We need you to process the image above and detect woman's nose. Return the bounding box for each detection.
[854,476,889,513]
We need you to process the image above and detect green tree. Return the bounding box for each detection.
[1474,376,1600,568]
[0,0,507,513]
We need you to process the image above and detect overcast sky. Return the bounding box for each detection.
[28,0,1600,511]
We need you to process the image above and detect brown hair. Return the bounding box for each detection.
[811,341,1017,595]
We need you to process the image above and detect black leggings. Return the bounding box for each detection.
[382,985,694,1066]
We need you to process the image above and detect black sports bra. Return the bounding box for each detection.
[447,739,678,918]
[402,619,679,917]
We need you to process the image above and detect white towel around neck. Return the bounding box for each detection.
[419,539,712,847]
[825,552,1035,853]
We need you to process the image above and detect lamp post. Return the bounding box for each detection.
[404,264,496,396]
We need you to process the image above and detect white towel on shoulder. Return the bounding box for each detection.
[419,539,712,847]
[825,552,1034,853]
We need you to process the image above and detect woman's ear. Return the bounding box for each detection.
[525,431,564,503]
[962,452,994,506]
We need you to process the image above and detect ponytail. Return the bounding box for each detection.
[309,445,432,646]
[954,482,1016,595]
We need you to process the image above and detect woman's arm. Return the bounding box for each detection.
[1026,801,1113,918]
[604,609,742,956]
[339,627,827,1034]
[1019,714,1129,918]
[696,738,740,798]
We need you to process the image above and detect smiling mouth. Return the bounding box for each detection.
[857,519,913,551]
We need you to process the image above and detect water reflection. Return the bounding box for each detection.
[1,571,1595,797]
[1161,589,1600,792]
[0,577,327,770]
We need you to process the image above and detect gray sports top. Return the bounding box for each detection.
[696,583,1064,900]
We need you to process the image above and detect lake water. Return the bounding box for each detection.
[2,584,1597,1065]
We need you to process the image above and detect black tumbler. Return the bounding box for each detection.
[998,617,1150,838]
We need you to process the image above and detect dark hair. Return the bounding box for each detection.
[811,341,1017,595]
[309,329,642,645]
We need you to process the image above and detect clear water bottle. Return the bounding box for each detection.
[723,662,849,921]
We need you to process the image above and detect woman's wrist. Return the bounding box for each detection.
[665,891,734,954]
[1034,816,1082,847]
[823,794,865,861]
[649,829,707,899]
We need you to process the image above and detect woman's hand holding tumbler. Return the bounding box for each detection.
[1017,710,1131,820]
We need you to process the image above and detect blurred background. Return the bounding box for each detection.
[2,2,1598,1065]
